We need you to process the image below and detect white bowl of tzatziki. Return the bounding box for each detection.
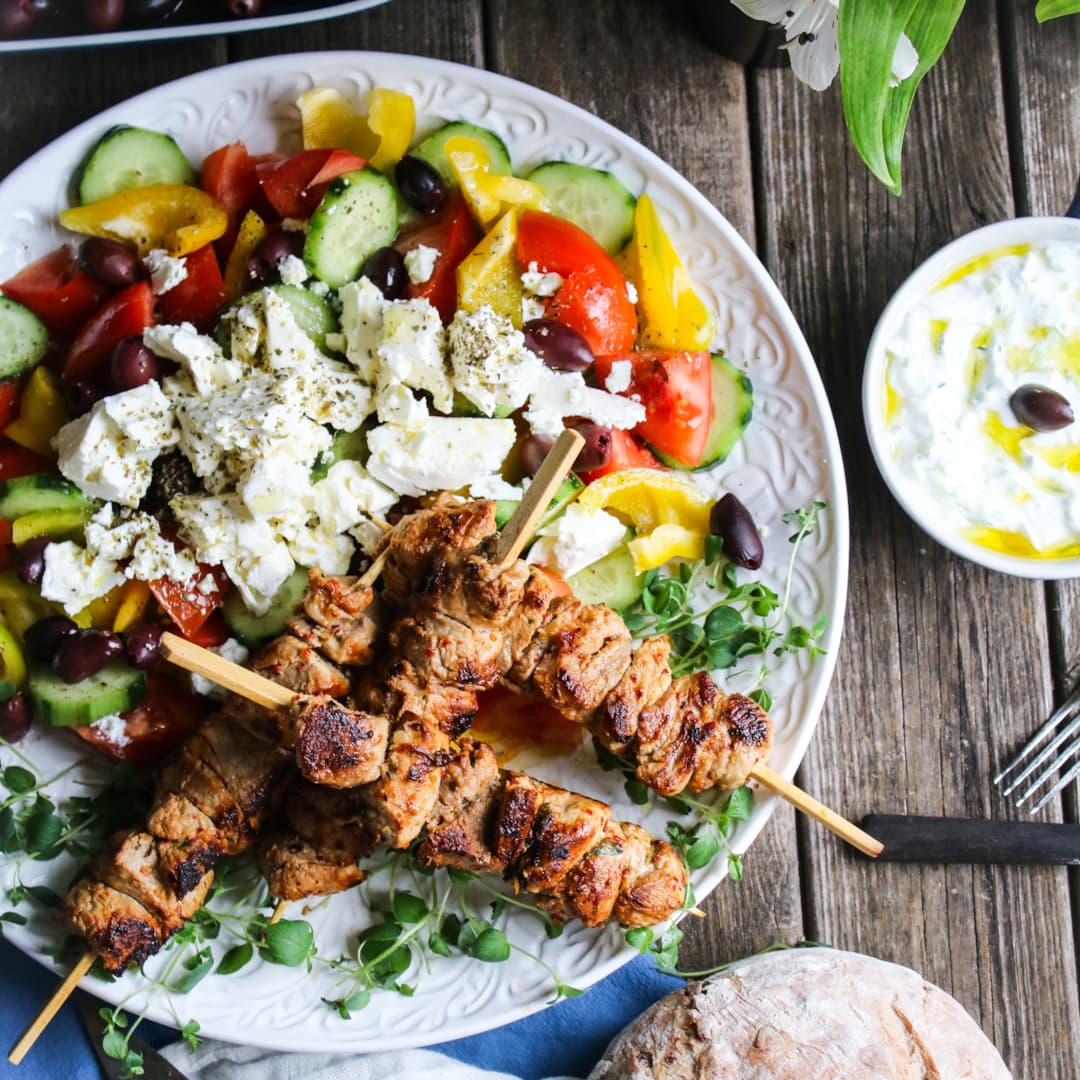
[863,216,1080,578]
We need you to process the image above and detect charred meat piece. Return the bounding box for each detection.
[389,612,504,691]
[612,824,688,928]
[593,636,672,755]
[258,783,373,900]
[689,690,772,793]
[288,568,382,667]
[91,831,212,936]
[500,566,561,679]
[252,634,349,702]
[156,838,219,899]
[534,820,628,928]
[62,880,162,974]
[294,698,388,789]
[196,714,292,825]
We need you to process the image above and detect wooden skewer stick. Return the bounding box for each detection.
[8,951,95,1065]
[494,428,584,572]
[358,548,388,589]
[160,632,295,710]
[750,764,883,858]
[268,899,289,925]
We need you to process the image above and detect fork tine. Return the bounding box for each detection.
[994,681,1080,784]
[1030,751,1080,814]
[1013,736,1080,807]
[1001,711,1080,797]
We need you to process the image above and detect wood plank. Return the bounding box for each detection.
[489,0,801,973]
[0,38,225,180]
[751,3,1080,1074]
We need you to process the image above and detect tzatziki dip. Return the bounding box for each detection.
[882,240,1080,559]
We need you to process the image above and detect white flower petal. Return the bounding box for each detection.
[786,11,840,91]
[731,0,798,22]
[891,33,919,83]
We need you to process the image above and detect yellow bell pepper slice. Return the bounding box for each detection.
[83,584,128,631]
[456,209,524,326]
[0,622,27,690]
[112,580,151,635]
[224,209,267,302]
[0,569,61,639]
[576,468,714,534]
[445,136,547,228]
[298,86,415,173]
[627,523,705,574]
[627,193,715,351]
[4,367,68,458]
[60,184,228,258]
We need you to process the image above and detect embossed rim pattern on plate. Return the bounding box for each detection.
[0,52,849,1053]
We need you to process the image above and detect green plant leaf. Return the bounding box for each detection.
[262,920,315,967]
[1036,0,1080,20]
[391,891,428,924]
[839,0,966,194]
[216,942,253,975]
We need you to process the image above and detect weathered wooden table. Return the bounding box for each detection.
[2,1,1078,1075]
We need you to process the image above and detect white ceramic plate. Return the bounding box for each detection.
[0,2,388,53]
[0,53,848,1052]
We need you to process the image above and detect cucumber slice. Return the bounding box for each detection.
[304,169,399,289]
[653,352,753,471]
[0,298,48,380]
[311,426,368,483]
[214,284,339,355]
[12,506,94,546]
[0,475,96,521]
[28,661,146,727]
[527,162,636,255]
[568,544,645,611]
[77,125,196,205]
[494,474,584,530]
[222,566,309,648]
[412,122,513,186]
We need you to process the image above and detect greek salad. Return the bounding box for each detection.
[0,84,754,768]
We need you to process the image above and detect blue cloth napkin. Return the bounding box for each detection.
[1,940,682,1079]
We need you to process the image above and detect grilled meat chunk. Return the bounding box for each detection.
[288,568,381,667]
[195,715,292,824]
[594,637,673,755]
[389,611,504,691]
[534,820,627,928]
[295,699,388,789]
[516,783,611,893]
[62,880,162,974]
[501,566,561,680]
[252,634,349,701]
[612,824,688,927]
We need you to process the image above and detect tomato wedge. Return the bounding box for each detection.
[594,350,713,467]
[577,428,664,484]
[149,562,229,639]
[0,440,58,480]
[156,244,226,333]
[0,381,21,431]
[256,148,366,219]
[394,189,481,322]
[63,280,155,385]
[73,672,203,766]
[1,247,109,341]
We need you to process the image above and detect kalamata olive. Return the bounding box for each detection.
[125,621,162,670]
[395,155,448,215]
[228,0,260,14]
[1009,384,1075,432]
[111,336,160,390]
[363,246,408,300]
[0,693,31,744]
[710,493,764,570]
[83,0,124,31]
[522,319,595,372]
[30,0,60,15]
[15,535,54,587]
[124,0,183,24]
[65,380,103,417]
[247,228,301,285]
[565,419,613,473]
[78,237,145,288]
[55,629,124,684]
[0,0,36,38]
[140,452,198,517]
[520,433,556,477]
[24,615,79,662]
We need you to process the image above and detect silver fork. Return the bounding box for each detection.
[994,681,1080,812]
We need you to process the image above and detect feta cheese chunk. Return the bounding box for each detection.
[101,382,178,451]
[191,638,250,700]
[366,418,516,497]
[526,503,627,578]
[338,278,387,381]
[524,369,646,438]
[83,504,198,584]
[91,713,130,748]
[310,460,396,535]
[604,360,633,395]
[375,382,430,425]
[240,452,313,519]
[145,323,242,397]
[522,263,564,297]
[40,541,125,616]
[469,475,524,501]
[287,523,354,575]
[404,244,439,285]
[448,306,544,416]
[278,254,308,286]
[377,298,452,413]
[521,295,547,323]
[144,248,188,295]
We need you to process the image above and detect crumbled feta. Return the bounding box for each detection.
[287,523,354,575]
[144,248,188,295]
[522,263,563,297]
[278,254,309,287]
[145,323,243,398]
[521,296,547,323]
[324,332,347,354]
[224,538,295,615]
[626,281,638,305]
[524,369,646,438]
[90,713,130,747]
[240,452,313,519]
[349,518,385,556]
[526,503,627,578]
[230,303,264,366]
[83,504,197,584]
[338,278,387,381]
[191,638,250,699]
[40,541,125,616]
[404,244,439,286]
[469,475,523,501]
[102,382,178,451]
[309,280,330,299]
[366,418,516,497]
[310,460,396,534]
[377,298,452,413]
[448,306,544,416]
[604,360,633,395]
[375,383,430,425]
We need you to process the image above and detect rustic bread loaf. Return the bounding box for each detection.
[589,948,1011,1079]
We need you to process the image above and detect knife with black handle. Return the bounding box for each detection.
[860,815,1080,865]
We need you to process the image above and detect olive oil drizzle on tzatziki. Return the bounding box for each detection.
[883,241,1080,559]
